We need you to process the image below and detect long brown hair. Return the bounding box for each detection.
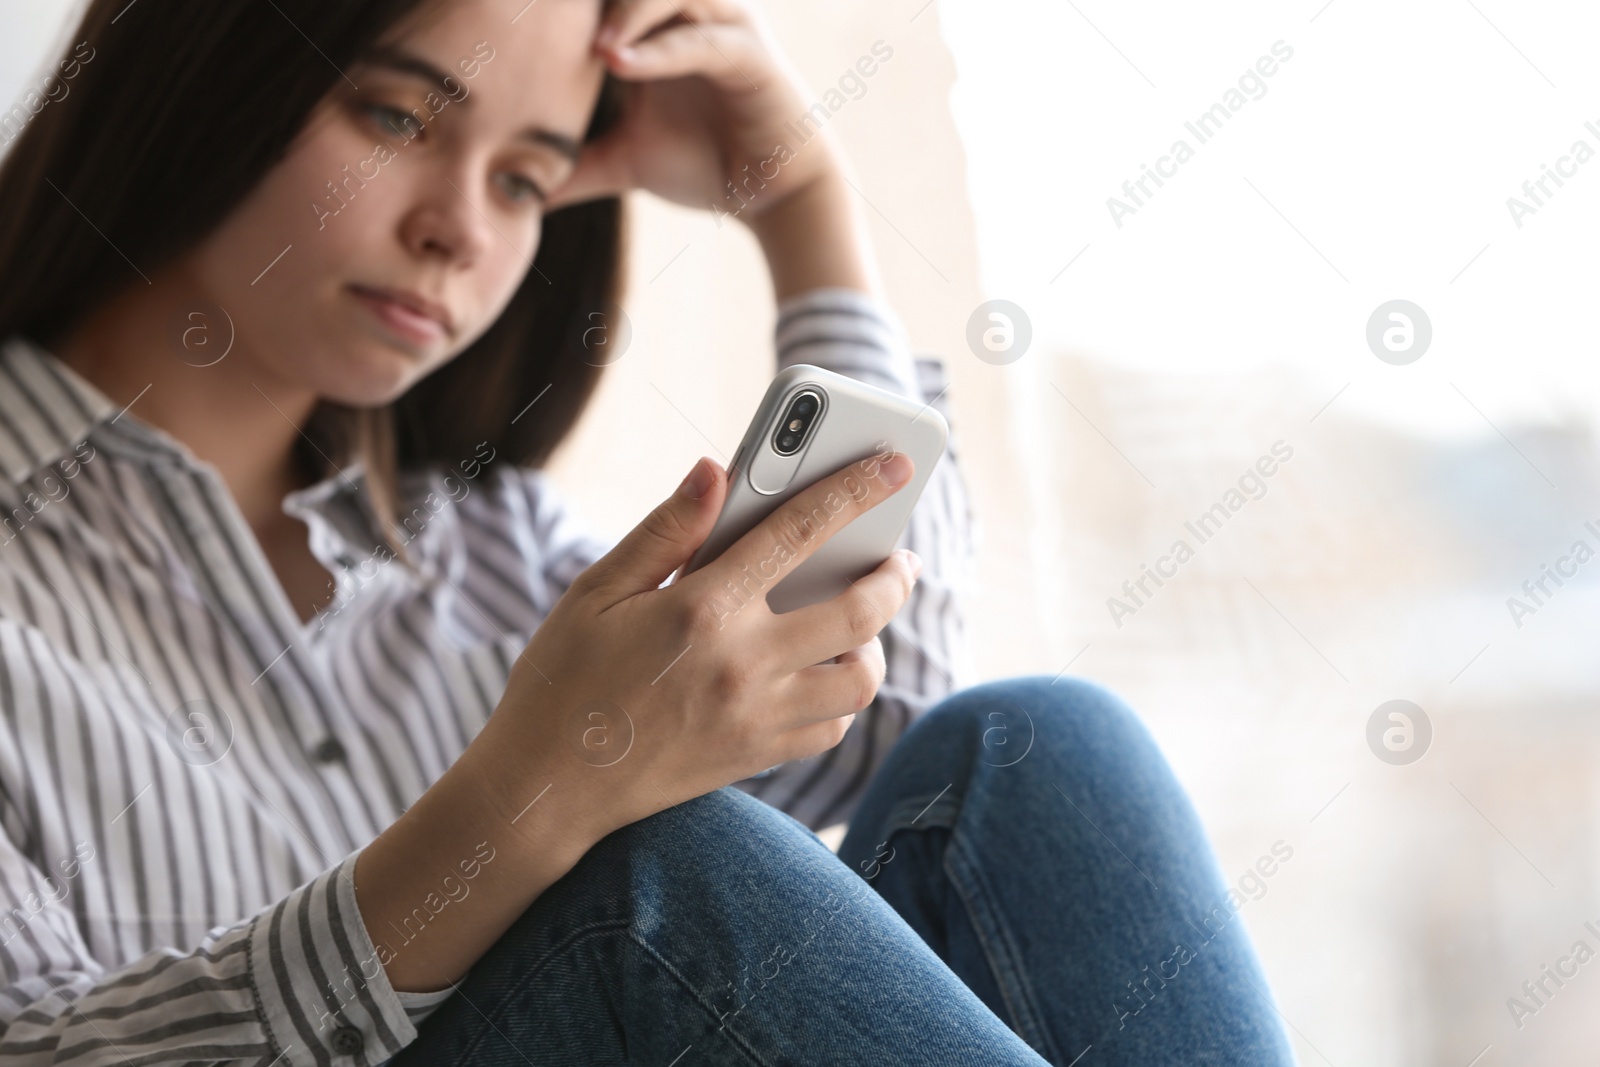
[0,0,626,565]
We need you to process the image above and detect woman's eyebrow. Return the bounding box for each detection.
[356,46,584,160]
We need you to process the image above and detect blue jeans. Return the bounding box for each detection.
[385,677,1296,1065]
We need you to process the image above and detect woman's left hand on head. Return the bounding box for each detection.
[544,0,841,220]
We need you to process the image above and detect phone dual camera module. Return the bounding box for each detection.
[772,389,823,456]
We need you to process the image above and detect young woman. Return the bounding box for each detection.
[0,0,1295,1063]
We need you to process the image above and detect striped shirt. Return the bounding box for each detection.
[0,285,976,1065]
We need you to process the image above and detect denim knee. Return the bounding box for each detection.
[553,785,845,931]
[480,784,1050,1066]
[894,674,1170,791]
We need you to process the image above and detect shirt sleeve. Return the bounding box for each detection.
[0,830,426,1066]
[501,465,617,616]
[729,286,980,833]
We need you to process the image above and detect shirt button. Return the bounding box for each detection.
[311,737,347,764]
[330,1025,364,1055]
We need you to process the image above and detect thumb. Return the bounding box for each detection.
[585,456,725,600]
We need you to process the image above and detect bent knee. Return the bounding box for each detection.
[572,786,869,944]
[910,675,1168,780]
[604,785,807,848]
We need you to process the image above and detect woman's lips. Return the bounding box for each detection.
[347,285,449,346]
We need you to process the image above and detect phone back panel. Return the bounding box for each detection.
[680,363,948,614]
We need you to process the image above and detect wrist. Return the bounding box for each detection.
[464,706,623,864]
[353,724,616,993]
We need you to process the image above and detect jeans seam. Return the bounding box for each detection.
[880,791,961,836]
[449,918,631,1065]
[945,828,1062,1063]
[447,918,774,1067]
[623,929,779,1067]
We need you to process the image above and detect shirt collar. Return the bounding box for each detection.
[0,333,370,522]
[0,333,121,484]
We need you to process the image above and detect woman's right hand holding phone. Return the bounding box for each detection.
[357,450,920,993]
[471,449,921,848]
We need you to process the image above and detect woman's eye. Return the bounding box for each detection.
[497,171,546,206]
[363,103,423,139]
[357,100,548,207]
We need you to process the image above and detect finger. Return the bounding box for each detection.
[544,125,635,211]
[597,0,745,52]
[603,21,759,93]
[665,453,746,588]
[682,449,913,608]
[596,0,687,53]
[766,642,882,758]
[579,456,728,604]
[778,635,885,730]
[767,712,855,768]
[768,549,919,672]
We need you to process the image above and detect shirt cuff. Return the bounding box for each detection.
[248,848,421,1065]
[395,985,458,1028]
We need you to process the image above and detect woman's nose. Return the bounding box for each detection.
[398,175,499,266]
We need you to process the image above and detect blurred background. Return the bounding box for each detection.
[8,0,1599,1062]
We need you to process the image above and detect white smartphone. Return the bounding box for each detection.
[676,362,948,614]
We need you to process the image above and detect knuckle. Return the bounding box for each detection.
[844,659,883,710]
[864,634,886,673]
[642,500,694,547]
[832,712,859,745]
[766,523,800,567]
[776,499,827,554]
[898,558,919,603]
[765,468,877,562]
[683,592,731,638]
[565,562,601,598]
[710,653,758,700]
[842,594,881,642]
[853,662,880,711]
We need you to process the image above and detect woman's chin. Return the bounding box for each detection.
[314,341,438,407]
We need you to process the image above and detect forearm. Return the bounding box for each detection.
[352,715,612,993]
[745,166,886,304]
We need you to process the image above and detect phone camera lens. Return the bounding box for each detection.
[772,389,822,456]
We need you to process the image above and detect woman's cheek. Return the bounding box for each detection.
[483,221,543,310]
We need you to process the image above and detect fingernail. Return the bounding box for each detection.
[905,549,922,577]
[882,453,912,488]
[679,457,714,500]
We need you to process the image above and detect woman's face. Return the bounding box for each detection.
[181,0,607,405]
